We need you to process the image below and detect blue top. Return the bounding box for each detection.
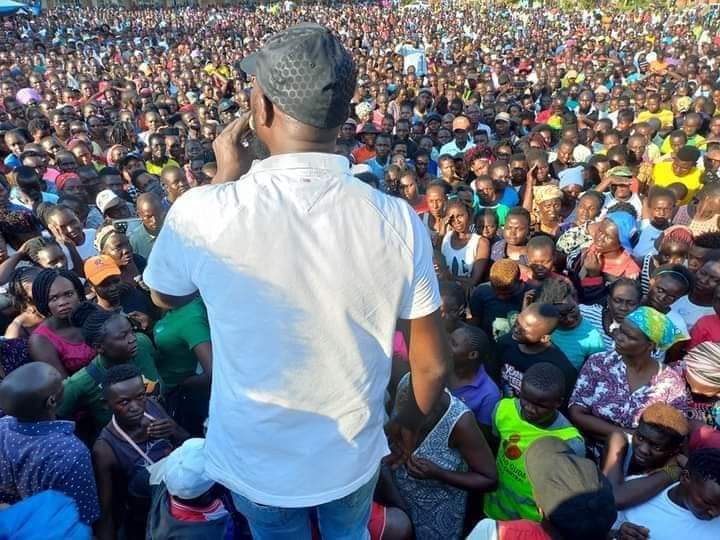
[498,186,520,207]
[451,365,501,426]
[0,417,100,524]
[550,318,606,370]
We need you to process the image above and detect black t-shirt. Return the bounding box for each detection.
[470,283,529,344]
[496,333,578,404]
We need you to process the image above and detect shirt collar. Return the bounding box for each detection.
[250,153,351,176]
[7,418,76,436]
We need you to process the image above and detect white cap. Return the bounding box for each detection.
[148,438,214,499]
[95,189,122,215]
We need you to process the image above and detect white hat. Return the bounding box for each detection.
[95,189,123,215]
[149,438,214,499]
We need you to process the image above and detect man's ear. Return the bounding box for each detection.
[540,334,551,345]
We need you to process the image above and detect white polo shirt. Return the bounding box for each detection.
[144,152,440,507]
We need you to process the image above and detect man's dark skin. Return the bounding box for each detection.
[92,374,188,540]
[0,361,64,421]
[160,65,448,442]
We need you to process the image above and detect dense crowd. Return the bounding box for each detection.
[0,1,719,539]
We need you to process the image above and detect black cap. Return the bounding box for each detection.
[240,23,357,130]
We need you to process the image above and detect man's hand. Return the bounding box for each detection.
[212,113,253,184]
[617,522,650,540]
[383,419,417,470]
[147,418,175,439]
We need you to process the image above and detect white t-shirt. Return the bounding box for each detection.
[672,295,715,331]
[58,229,98,271]
[144,153,441,508]
[616,485,718,540]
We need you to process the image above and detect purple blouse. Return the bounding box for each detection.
[569,351,688,429]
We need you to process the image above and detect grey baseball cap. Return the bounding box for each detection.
[240,23,357,130]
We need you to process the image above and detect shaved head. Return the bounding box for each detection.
[0,362,63,421]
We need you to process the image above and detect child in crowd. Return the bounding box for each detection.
[448,325,500,429]
[485,362,584,521]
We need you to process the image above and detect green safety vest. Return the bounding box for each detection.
[484,398,583,521]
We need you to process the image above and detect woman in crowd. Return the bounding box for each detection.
[441,200,490,288]
[680,342,720,430]
[4,266,43,339]
[28,268,94,377]
[579,278,642,351]
[638,226,693,296]
[490,207,530,265]
[95,225,146,286]
[57,302,160,432]
[390,373,497,540]
[557,190,605,255]
[568,210,641,304]
[0,237,67,285]
[569,306,688,445]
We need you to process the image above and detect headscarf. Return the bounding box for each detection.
[558,166,584,190]
[55,173,80,192]
[606,211,637,252]
[625,306,684,351]
[94,224,118,253]
[106,145,125,167]
[534,185,563,204]
[685,342,720,394]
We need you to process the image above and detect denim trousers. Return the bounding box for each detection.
[230,468,379,540]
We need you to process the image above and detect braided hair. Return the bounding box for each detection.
[69,302,116,348]
[23,236,61,266]
[7,266,40,312]
[31,269,85,318]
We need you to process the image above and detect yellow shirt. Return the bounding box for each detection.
[636,109,675,129]
[146,159,179,177]
[652,161,702,204]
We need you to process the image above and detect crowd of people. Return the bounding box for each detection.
[0,1,720,539]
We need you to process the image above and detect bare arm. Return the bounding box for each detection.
[443,413,498,491]
[568,404,628,440]
[180,341,213,390]
[29,333,68,379]
[601,430,678,509]
[92,439,117,540]
[522,166,536,212]
[463,236,490,289]
[0,251,25,285]
[403,309,449,420]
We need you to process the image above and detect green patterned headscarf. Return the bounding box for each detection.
[625,307,684,351]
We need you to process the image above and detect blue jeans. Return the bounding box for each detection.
[230,468,379,540]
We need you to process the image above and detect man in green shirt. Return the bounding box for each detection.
[58,307,160,430]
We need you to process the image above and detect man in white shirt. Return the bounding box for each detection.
[144,24,448,540]
[614,449,720,540]
[439,115,476,157]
